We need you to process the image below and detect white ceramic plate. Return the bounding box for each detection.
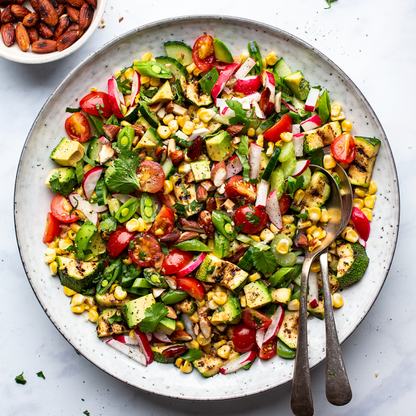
[14,16,400,400]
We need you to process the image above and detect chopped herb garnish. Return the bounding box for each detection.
[65,106,82,113]
[36,371,45,380]
[107,313,123,325]
[245,211,261,226]
[139,303,169,333]
[15,372,27,385]
[252,250,277,275]
[180,348,203,362]
[139,251,146,261]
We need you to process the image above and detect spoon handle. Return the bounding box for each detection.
[290,256,314,416]
[320,251,352,406]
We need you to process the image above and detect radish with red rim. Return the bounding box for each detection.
[308,271,319,309]
[134,328,154,365]
[293,133,304,157]
[108,77,124,119]
[219,350,257,374]
[211,62,240,99]
[262,305,284,344]
[234,57,256,79]
[226,155,243,178]
[305,88,320,112]
[301,114,323,132]
[106,338,147,366]
[292,160,311,177]
[233,75,262,94]
[249,143,262,180]
[255,179,269,208]
[82,166,103,199]
[130,70,141,107]
[265,190,283,230]
[176,253,207,278]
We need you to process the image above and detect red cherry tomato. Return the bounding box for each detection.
[225,175,257,204]
[162,248,194,275]
[232,322,257,353]
[64,112,91,143]
[136,160,165,193]
[79,91,112,118]
[279,194,291,215]
[234,205,268,234]
[43,212,61,243]
[192,35,215,71]
[128,233,162,267]
[263,114,292,143]
[176,277,205,300]
[107,227,135,258]
[50,195,79,223]
[331,133,356,164]
[259,338,277,360]
[242,308,272,330]
[157,191,177,213]
[150,206,174,237]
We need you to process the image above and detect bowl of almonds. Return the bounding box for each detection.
[0,0,106,64]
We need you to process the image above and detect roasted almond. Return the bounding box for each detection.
[1,5,14,23]
[56,25,78,51]
[1,22,15,46]
[27,26,39,43]
[29,0,40,14]
[31,38,57,53]
[39,0,58,26]
[66,0,85,8]
[78,2,92,31]
[11,4,30,19]
[23,12,40,27]
[66,4,79,22]
[211,160,227,187]
[171,150,184,166]
[53,13,69,39]
[196,185,208,203]
[15,21,30,51]
[198,210,215,239]
[85,0,96,7]
[55,3,65,17]
[48,0,58,7]
[37,21,53,38]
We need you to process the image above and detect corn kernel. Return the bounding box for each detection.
[124,95,132,108]
[59,239,73,251]
[341,119,352,132]
[188,105,199,118]
[150,77,161,87]
[193,67,202,76]
[186,63,197,74]
[240,51,250,62]
[270,223,279,233]
[141,52,152,61]
[260,228,274,243]
[157,125,171,139]
[47,238,59,249]
[276,239,290,255]
[345,229,359,243]
[247,127,256,137]
[71,293,85,306]
[178,115,190,128]
[312,227,327,240]
[206,291,214,301]
[331,112,346,121]
[163,113,174,125]
[309,238,322,251]
[208,299,220,310]
[240,295,247,308]
[265,51,278,66]
[168,119,179,133]
[297,219,312,230]
[140,75,150,84]
[331,103,342,118]
[308,207,321,222]
[180,360,193,374]
[189,340,199,350]
[294,189,305,205]
[320,208,330,223]
[202,344,212,354]
[368,181,377,195]
[163,180,173,194]
[256,135,264,147]
[266,142,274,157]
[70,223,81,233]
[125,218,139,232]
[330,241,337,249]
[361,207,373,221]
[199,108,215,123]
[90,87,98,92]
[49,261,58,276]
[44,248,56,264]
[114,286,127,301]
[340,188,346,197]
[197,334,211,346]
[364,195,376,209]
[124,67,135,81]
[353,198,364,210]
[355,188,366,198]
[217,345,231,360]
[63,286,77,297]
[88,309,99,323]
[212,340,226,350]
[306,225,317,235]
[280,132,293,142]
[213,292,228,306]
[173,320,184,331]
[175,358,184,368]
[262,58,267,69]
[71,304,85,314]
[190,312,199,323]
[323,154,337,170]
[288,299,300,311]
[123,257,133,265]
[310,262,321,273]
[332,293,344,308]
[182,121,195,136]
[249,272,262,282]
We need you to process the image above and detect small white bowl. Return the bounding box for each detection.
[0,0,106,64]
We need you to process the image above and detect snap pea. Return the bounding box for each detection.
[199,67,219,95]
[212,210,237,241]
[115,197,139,223]
[132,277,154,289]
[175,239,212,252]
[140,193,157,223]
[248,40,262,75]
[213,233,230,258]
[120,264,142,288]
[134,61,172,79]
[318,89,330,124]
[143,268,168,288]
[96,259,122,295]
[276,339,296,359]
[117,125,135,151]
[268,267,294,288]
[161,289,188,305]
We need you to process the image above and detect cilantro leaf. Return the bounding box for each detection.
[160,243,169,255]
[81,287,95,296]
[139,303,169,333]
[106,150,142,194]
[48,171,62,194]
[65,106,82,113]
[15,372,27,385]
[235,150,250,181]
[83,411,91,416]
[325,0,338,9]
[225,99,248,125]
[237,135,249,156]
[99,217,117,233]
[36,371,45,380]
[107,313,123,325]
[307,148,324,167]
[117,77,131,95]
[180,348,203,362]
[245,211,261,226]
[252,250,278,275]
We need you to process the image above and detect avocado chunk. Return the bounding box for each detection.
[303,121,342,154]
[284,70,310,101]
[151,80,174,104]
[277,310,299,349]
[190,160,211,182]
[45,167,77,197]
[136,127,161,152]
[335,240,369,287]
[270,288,292,305]
[122,293,156,328]
[211,295,242,325]
[155,317,176,335]
[180,75,213,107]
[244,281,273,309]
[348,136,381,188]
[213,38,234,63]
[193,353,224,377]
[96,308,129,338]
[96,291,134,308]
[50,137,85,168]
[205,131,234,162]
[56,256,104,293]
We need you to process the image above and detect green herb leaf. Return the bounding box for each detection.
[48,171,62,194]
[99,217,117,233]
[252,250,278,275]
[95,103,104,117]
[160,243,169,255]
[296,213,309,220]
[325,0,338,9]
[83,411,91,416]
[180,348,203,362]
[139,303,169,333]
[116,76,132,95]
[225,99,249,125]
[81,287,95,296]
[15,372,27,385]
[307,148,324,168]
[237,135,249,156]
[36,371,45,380]
[106,150,142,194]
[235,150,250,181]
[107,313,123,325]
[245,211,261,226]
[139,251,146,261]
[66,106,82,113]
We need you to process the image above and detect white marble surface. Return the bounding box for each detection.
[0,0,414,414]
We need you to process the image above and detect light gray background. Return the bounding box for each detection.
[1,0,414,415]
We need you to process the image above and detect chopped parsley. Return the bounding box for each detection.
[252,250,277,275]
[225,99,249,125]
[83,411,91,416]
[107,313,123,325]
[65,106,82,113]
[325,0,338,8]
[139,251,146,261]
[36,371,45,380]
[15,372,27,385]
[95,103,105,116]
[237,135,249,156]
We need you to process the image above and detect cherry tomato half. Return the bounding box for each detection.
[162,248,194,275]
[43,212,61,243]
[234,205,268,234]
[137,160,165,193]
[192,35,215,71]
[225,175,257,204]
[107,227,135,258]
[176,277,205,300]
[128,233,162,267]
[263,114,292,143]
[150,206,174,237]
[259,338,277,360]
[242,308,272,330]
[279,194,291,216]
[331,133,356,164]
[232,322,257,353]
[64,112,91,143]
[50,195,79,223]
[79,91,112,118]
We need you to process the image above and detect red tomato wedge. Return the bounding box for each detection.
[225,175,257,204]
[150,206,174,237]
[331,133,356,164]
[162,249,194,275]
[234,205,268,234]
[137,160,165,193]
[242,309,272,330]
[232,322,257,353]
[43,212,61,243]
[65,112,91,143]
[50,195,79,223]
[79,91,112,118]
[128,233,162,267]
[192,35,215,71]
[278,194,291,215]
[107,227,135,258]
[176,277,205,300]
[259,338,277,360]
[263,114,292,143]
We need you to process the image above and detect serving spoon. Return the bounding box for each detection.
[290,165,343,416]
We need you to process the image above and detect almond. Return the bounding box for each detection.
[56,25,78,51]
[78,2,92,31]
[37,21,53,38]
[205,196,217,213]
[11,4,30,19]
[226,124,244,137]
[176,231,200,244]
[198,210,215,239]
[39,0,58,26]
[48,0,58,7]
[170,150,184,166]
[31,38,57,53]
[211,160,227,187]
[66,0,85,8]
[1,22,15,46]
[27,26,39,43]
[66,5,79,22]
[55,4,65,17]
[200,180,216,192]
[15,21,30,51]
[186,136,203,161]
[23,12,40,27]
[169,330,193,342]
[53,13,69,39]
[29,0,40,14]
[1,5,14,23]
[196,185,208,203]
[85,0,96,8]
[158,231,180,244]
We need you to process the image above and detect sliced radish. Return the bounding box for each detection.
[233,75,262,94]
[145,332,152,342]
[281,99,296,112]
[292,160,311,177]
[263,305,284,344]
[106,338,147,366]
[130,70,141,107]
[240,92,262,110]
[249,143,262,180]
[152,331,172,343]
[256,328,265,349]
[358,237,367,248]
[187,127,211,142]
[255,179,269,208]
[265,190,282,230]
[293,133,304,157]
[112,193,136,204]
[301,114,323,132]
[134,328,154,365]
[99,136,110,145]
[234,57,256,79]
[292,124,301,135]
[219,350,256,374]
[82,166,103,200]
[226,155,243,178]
[260,70,276,104]
[275,91,282,113]
[113,334,137,345]
[308,271,319,309]
[176,253,207,278]
[253,102,265,119]
[351,207,371,242]
[152,287,165,298]
[182,314,197,341]
[69,194,100,225]
[108,77,124,119]
[305,88,320,112]
[220,106,235,116]
[211,62,240,99]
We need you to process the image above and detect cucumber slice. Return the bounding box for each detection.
[278,141,295,163]
[155,56,188,80]
[139,103,159,129]
[270,168,285,199]
[256,113,278,136]
[281,155,297,178]
[96,178,109,206]
[88,137,103,163]
[261,146,281,182]
[75,159,84,184]
[273,58,292,78]
[123,105,141,124]
[164,41,193,66]
[298,167,311,189]
[162,158,175,178]
[238,246,259,272]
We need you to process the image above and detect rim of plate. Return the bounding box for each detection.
[14,15,400,401]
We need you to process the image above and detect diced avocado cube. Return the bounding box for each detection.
[211,295,241,325]
[307,299,325,320]
[277,310,299,349]
[193,353,224,377]
[50,137,85,168]
[284,70,310,101]
[45,167,77,197]
[243,281,273,309]
[122,294,156,329]
[213,38,234,63]
[150,80,174,104]
[205,131,234,162]
[96,308,129,338]
[95,292,133,308]
[270,288,292,305]
[136,127,161,151]
[190,160,211,182]
[56,256,104,293]
[155,317,176,335]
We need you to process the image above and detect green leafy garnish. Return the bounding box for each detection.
[107,313,124,325]
[139,251,146,261]
[245,210,261,226]
[252,250,278,275]
[106,150,142,194]
[83,411,91,416]
[160,243,169,255]
[139,303,169,333]
[237,135,249,156]
[173,200,203,218]
[180,348,203,362]
[36,371,45,380]
[66,106,82,113]
[95,103,105,116]
[15,372,26,385]
[235,150,250,181]
[325,0,338,9]
[99,217,117,233]
[296,213,309,220]
[307,148,324,167]
[81,287,95,296]
[225,99,249,125]
[285,175,305,198]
